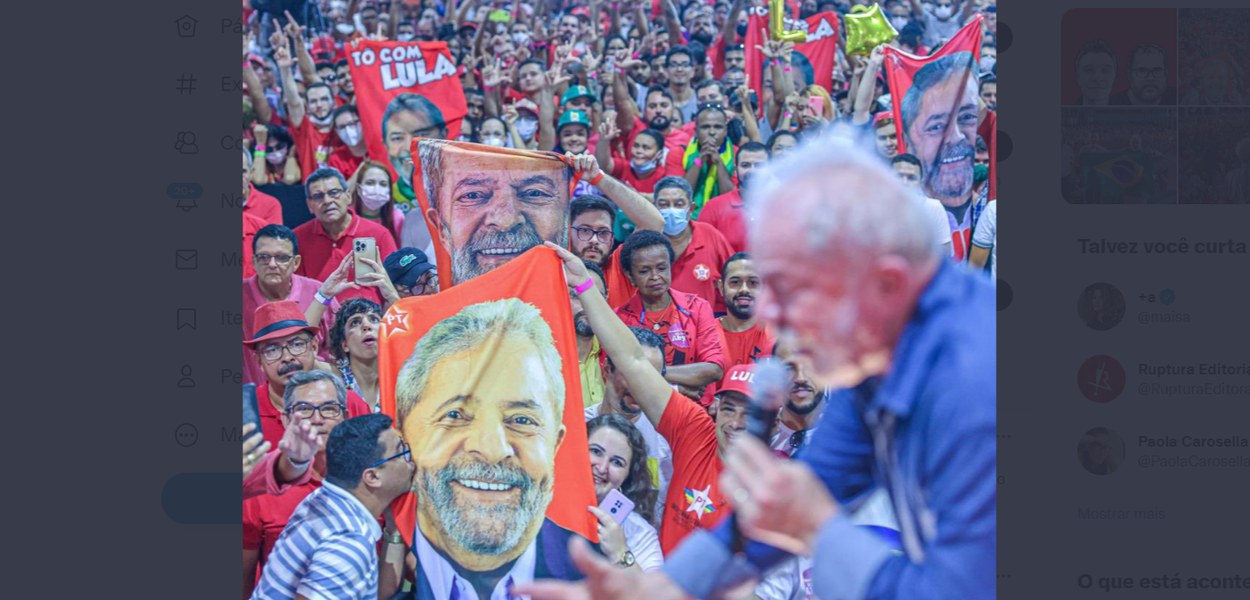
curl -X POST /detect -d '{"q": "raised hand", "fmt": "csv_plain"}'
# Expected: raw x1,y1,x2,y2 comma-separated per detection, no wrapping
600,118,621,141
567,152,603,182
277,413,322,466
242,423,271,479
319,253,360,299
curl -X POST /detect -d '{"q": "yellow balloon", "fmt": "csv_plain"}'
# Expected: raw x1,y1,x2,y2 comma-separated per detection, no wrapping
769,0,807,44
844,3,898,56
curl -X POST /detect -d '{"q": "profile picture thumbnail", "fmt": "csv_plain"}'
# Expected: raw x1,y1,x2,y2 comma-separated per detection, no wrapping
1077,427,1126,475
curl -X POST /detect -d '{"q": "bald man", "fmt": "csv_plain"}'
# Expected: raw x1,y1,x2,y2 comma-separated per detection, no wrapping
518,128,997,600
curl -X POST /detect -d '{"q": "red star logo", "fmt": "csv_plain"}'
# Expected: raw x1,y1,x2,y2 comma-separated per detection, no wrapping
382,306,410,337
693,264,711,281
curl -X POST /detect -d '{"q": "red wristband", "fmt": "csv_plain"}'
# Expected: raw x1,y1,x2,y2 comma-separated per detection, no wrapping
588,172,605,185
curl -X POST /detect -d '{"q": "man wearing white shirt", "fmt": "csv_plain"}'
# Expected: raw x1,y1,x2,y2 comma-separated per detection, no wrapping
892,154,955,258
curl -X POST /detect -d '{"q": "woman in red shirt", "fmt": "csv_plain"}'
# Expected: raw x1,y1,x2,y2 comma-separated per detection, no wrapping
597,123,671,195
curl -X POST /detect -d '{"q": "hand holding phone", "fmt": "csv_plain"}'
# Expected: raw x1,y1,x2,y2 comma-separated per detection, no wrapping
353,237,379,281
597,489,635,525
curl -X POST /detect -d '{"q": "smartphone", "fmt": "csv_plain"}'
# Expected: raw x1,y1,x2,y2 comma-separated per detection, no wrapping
806,96,823,117
242,383,261,433
598,489,635,525
353,237,378,281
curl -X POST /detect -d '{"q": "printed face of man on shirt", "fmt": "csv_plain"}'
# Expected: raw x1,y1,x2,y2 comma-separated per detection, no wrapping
902,57,979,207
398,309,567,570
422,143,571,285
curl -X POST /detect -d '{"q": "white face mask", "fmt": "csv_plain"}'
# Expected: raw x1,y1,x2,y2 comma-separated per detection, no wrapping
483,136,507,147
934,5,955,20
890,16,910,30
512,32,530,46
980,56,996,74
335,22,355,36
660,207,689,235
359,184,391,211
336,124,362,147
516,117,539,142
397,33,415,42
265,147,288,165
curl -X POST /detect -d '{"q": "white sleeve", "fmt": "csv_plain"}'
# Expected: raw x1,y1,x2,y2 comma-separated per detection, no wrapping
924,198,952,250
753,558,800,600
623,513,665,571
972,201,997,249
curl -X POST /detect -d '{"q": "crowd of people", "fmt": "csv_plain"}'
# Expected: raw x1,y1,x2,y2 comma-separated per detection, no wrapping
1178,8,1249,107
1178,108,1250,204
1059,108,1178,204
240,1,1000,598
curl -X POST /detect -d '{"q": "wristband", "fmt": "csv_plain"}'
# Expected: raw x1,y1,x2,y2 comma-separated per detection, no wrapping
588,71,597,79
384,532,405,545
573,279,596,296
783,66,792,72
254,145,267,152
587,172,605,185
694,158,704,167
315,290,333,306
286,455,311,469
784,111,793,119
483,86,496,92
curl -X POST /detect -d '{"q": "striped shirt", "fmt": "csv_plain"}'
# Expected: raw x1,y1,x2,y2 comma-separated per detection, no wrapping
250,482,382,600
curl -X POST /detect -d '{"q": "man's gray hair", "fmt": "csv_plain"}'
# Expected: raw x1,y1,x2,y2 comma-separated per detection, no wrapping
283,369,348,411
418,139,452,213
745,125,939,265
382,93,446,140
900,51,976,147
395,298,566,426
304,166,348,199
653,176,693,202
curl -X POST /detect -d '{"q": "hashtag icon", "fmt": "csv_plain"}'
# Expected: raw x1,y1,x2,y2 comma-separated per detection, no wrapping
176,74,197,95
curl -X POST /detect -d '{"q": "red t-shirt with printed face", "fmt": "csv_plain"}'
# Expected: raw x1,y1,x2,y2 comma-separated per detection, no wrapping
655,389,729,554
292,118,340,181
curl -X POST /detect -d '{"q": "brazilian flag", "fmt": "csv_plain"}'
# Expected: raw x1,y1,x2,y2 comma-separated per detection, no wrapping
1080,152,1157,203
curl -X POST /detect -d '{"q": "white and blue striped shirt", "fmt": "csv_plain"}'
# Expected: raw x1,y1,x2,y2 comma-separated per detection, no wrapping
251,482,382,600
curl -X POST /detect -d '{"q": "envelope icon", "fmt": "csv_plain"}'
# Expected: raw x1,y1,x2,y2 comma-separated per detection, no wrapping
175,249,198,270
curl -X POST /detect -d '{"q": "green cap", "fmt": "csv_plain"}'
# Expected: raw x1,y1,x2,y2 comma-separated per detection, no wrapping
558,110,591,131
561,85,597,107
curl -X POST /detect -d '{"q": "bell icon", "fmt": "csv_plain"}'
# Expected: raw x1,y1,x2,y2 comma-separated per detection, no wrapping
176,198,197,212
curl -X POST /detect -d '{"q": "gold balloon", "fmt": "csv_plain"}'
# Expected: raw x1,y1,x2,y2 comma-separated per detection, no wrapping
844,3,898,56
769,0,807,44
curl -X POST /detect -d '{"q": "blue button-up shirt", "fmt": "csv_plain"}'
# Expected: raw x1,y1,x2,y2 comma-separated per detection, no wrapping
665,260,996,600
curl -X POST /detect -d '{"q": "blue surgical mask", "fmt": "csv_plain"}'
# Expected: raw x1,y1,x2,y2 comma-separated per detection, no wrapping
660,207,689,235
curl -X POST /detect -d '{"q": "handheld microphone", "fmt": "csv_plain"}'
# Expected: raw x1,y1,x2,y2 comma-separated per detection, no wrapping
730,358,791,554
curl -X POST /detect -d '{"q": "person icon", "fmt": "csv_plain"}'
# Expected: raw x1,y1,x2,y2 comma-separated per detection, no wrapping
175,132,199,154
1077,283,1124,330
177,365,196,388
1077,427,1125,475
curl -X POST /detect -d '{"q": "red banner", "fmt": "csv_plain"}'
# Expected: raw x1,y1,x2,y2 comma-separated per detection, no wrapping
884,18,985,205
378,247,597,581
743,10,841,115
407,140,580,289
347,40,467,178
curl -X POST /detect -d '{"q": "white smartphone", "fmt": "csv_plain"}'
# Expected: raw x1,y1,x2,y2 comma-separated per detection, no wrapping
598,489,635,525
353,237,378,280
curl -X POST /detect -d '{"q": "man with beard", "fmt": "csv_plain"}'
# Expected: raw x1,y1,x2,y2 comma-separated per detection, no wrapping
1111,44,1177,106
900,52,982,261
769,356,825,458
572,261,610,408
275,41,342,180
245,302,372,449
383,93,449,215
293,167,398,302
395,298,581,597
415,139,571,286
682,105,737,216
700,142,769,252
714,252,776,370
582,326,674,529
614,77,695,177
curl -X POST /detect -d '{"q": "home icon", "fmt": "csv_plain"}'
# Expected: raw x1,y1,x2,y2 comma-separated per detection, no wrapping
175,15,197,38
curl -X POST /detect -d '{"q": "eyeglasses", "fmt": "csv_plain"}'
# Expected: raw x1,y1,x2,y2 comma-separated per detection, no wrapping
254,254,294,266
1131,67,1166,79
258,336,312,363
286,401,346,419
668,61,693,69
309,188,346,204
370,440,413,468
572,226,613,244
402,271,440,296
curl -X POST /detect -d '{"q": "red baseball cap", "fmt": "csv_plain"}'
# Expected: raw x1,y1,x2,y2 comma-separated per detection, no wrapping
716,364,756,400
245,301,320,346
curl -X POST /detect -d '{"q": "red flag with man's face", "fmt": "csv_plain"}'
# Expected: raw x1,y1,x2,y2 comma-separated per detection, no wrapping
743,10,841,116
347,40,467,183
378,247,597,582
